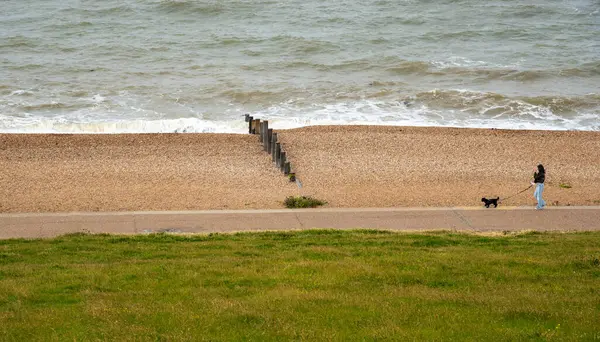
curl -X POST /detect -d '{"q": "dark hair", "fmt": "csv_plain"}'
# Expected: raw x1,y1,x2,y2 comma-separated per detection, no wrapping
537,164,545,174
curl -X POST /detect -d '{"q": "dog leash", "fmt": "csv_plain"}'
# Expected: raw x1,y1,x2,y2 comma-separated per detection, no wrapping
500,185,533,202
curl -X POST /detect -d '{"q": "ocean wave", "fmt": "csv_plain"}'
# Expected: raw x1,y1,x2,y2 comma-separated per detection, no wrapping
241,49,263,57
1,92,598,133
560,61,600,77
250,98,599,132
430,56,501,69
194,35,266,49
5,63,47,71
317,16,354,25
270,35,341,55
404,59,599,80
414,89,507,108
521,94,600,114
219,89,283,104
435,64,600,81
0,116,247,134
43,21,93,31
386,61,432,74
503,4,560,18
413,90,600,115
20,102,71,111
396,16,427,25
0,35,40,49
422,30,484,42
4,83,597,123
240,55,599,80
368,81,407,87
9,90,36,96
155,1,225,15
59,4,138,16
1,99,98,114
241,60,366,73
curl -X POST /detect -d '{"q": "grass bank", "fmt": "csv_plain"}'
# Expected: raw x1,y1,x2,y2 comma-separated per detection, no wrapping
1,230,599,341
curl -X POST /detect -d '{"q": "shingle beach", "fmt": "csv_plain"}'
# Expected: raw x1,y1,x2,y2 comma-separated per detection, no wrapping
1,126,599,213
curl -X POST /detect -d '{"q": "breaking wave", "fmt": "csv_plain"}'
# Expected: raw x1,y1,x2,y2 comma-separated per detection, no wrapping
234,56,600,81
155,1,225,15
2,89,597,133
0,116,247,134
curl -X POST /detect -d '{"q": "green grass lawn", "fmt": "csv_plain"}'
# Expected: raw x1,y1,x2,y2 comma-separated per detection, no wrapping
1,230,599,341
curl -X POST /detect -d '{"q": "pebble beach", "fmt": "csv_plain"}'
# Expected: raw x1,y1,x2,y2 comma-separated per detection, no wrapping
280,126,600,208
1,126,599,213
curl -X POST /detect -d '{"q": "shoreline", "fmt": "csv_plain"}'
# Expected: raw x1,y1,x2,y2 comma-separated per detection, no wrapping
1,123,598,136
1,125,599,213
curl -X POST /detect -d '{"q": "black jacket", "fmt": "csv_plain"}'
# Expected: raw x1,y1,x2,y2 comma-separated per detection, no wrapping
534,171,545,184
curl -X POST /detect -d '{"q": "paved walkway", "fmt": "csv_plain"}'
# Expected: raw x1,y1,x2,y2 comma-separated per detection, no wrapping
1,206,600,239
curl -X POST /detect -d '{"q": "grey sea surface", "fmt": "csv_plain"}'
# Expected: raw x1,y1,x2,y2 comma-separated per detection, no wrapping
1,0,599,132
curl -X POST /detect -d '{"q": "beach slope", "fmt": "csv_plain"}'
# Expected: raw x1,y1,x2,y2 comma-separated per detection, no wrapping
1,127,599,212
278,126,600,207
0,134,295,212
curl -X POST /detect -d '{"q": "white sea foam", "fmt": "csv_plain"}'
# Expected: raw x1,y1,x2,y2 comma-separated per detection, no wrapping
249,99,598,131
0,95,597,133
0,116,248,134
9,90,34,96
430,56,523,70
91,94,106,103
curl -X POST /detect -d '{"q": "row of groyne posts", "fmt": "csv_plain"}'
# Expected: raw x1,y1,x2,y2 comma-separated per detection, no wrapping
244,114,295,182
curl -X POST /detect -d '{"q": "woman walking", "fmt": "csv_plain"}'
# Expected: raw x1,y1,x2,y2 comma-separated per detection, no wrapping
531,164,546,209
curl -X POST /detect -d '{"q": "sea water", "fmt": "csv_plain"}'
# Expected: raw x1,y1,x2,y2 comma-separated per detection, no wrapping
1,0,599,133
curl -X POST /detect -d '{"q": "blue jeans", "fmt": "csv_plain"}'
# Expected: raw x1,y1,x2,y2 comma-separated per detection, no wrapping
534,183,546,209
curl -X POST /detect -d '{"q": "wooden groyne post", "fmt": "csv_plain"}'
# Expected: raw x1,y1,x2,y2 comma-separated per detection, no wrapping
266,128,272,152
246,114,253,134
271,133,278,161
245,116,296,181
279,151,286,171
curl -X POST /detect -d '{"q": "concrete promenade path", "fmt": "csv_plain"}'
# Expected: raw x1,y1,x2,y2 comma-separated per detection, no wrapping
1,206,600,239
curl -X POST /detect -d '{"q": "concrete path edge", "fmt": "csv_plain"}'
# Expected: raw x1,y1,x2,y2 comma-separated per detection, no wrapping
1,206,600,239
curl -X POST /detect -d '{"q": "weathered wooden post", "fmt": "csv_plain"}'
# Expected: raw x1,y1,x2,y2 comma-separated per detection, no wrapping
248,116,254,134
275,143,281,165
252,119,260,134
271,133,278,161
279,151,286,171
262,121,268,148
266,128,272,152
259,121,264,142
284,161,291,175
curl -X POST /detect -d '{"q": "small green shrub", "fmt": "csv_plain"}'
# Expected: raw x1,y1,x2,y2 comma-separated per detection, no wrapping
288,173,296,182
559,183,572,189
284,196,327,209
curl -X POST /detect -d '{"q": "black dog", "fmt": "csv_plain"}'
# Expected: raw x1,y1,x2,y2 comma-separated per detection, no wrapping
481,197,499,208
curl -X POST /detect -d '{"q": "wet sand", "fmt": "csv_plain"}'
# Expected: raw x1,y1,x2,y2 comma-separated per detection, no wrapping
1,127,599,213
